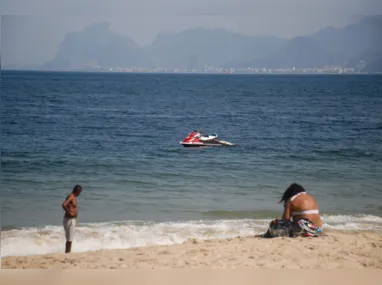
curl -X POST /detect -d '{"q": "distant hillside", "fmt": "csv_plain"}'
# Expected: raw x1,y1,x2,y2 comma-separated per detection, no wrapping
44,16,382,71
46,25,285,69
45,23,149,69
250,37,335,68
246,16,382,69
146,28,285,68
310,17,382,65
364,58,382,73
345,49,382,70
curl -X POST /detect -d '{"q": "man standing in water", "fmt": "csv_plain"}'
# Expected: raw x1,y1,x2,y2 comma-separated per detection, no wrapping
62,185,82,253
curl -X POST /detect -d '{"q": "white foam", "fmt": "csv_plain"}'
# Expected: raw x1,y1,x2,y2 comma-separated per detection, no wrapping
321,214,382,231
1,219,262,257
322,214,382,224
1,215,381,257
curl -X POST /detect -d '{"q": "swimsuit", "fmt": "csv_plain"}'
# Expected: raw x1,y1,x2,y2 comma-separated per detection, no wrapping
290,192,320,216
289,192,322,236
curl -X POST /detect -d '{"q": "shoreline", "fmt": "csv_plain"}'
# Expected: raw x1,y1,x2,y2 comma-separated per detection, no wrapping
2,230,381,269
3,69,382,75
2,214,382,259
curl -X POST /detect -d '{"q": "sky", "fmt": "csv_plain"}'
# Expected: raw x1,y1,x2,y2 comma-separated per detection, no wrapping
1,0,382,66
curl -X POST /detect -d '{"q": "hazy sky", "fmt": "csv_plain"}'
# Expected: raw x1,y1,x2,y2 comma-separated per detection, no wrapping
1,0,382,66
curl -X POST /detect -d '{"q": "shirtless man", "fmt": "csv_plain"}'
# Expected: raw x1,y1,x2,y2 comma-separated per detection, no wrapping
62,185,82,253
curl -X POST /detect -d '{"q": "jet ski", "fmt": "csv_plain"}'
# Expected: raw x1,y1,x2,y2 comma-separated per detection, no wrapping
180,130,237,147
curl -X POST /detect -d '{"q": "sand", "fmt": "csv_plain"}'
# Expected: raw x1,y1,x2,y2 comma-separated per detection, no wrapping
1,269,381,285
2,231,382,269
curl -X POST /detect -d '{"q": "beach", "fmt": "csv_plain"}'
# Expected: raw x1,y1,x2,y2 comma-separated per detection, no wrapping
2,231,381,269
2,72,382,284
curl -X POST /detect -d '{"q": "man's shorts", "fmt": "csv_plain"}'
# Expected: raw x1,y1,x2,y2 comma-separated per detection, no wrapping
63,217,77,242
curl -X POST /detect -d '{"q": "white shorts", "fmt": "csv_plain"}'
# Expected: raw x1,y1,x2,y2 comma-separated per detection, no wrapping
63,217,77,242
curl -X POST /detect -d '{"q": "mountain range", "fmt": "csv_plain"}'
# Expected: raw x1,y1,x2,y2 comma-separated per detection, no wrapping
43,16,382,71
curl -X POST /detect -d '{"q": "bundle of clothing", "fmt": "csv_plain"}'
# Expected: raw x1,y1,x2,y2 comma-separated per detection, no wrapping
262,218,323,238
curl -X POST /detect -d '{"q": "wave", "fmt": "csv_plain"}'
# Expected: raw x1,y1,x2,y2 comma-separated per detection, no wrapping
1,214,381,257
311,148,375,158
1,219,261,258
321,214,382,231
201,210,279,219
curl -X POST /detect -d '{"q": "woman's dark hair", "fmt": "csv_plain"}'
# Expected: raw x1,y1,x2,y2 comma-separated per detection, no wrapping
279,183,306,204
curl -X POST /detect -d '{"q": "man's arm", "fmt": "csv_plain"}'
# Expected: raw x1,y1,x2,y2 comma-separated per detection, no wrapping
62,195,74,213
282,201,291,220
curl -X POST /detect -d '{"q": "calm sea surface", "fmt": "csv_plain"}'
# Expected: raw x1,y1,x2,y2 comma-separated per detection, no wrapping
1,71,382,256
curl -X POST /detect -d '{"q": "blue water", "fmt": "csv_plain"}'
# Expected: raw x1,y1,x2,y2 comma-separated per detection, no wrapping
1,71,382,256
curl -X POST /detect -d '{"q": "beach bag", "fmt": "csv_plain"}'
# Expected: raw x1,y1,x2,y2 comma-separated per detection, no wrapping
262,219,293,238
294,218,323,237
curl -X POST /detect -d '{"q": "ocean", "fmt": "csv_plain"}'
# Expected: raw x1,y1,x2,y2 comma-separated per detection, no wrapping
1,71,382,257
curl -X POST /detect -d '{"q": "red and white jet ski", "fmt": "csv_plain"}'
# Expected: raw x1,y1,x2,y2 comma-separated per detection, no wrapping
180,130,237,147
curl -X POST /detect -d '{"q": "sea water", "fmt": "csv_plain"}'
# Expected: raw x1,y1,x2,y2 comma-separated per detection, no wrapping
1,71,381,257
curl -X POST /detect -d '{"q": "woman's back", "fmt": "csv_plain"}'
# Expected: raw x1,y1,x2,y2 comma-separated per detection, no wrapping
290,193,322,227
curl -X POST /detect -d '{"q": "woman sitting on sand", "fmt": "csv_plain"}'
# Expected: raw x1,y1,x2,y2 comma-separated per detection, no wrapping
264,183,323,238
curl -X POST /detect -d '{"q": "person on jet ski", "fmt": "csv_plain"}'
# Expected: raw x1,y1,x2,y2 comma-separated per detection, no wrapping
194,130,217,142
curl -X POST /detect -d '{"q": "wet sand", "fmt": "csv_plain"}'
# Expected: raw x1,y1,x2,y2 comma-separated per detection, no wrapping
2,231,382,269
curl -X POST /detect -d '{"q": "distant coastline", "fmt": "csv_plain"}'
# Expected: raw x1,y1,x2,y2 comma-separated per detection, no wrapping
4,17,381,74
2,68,381,75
